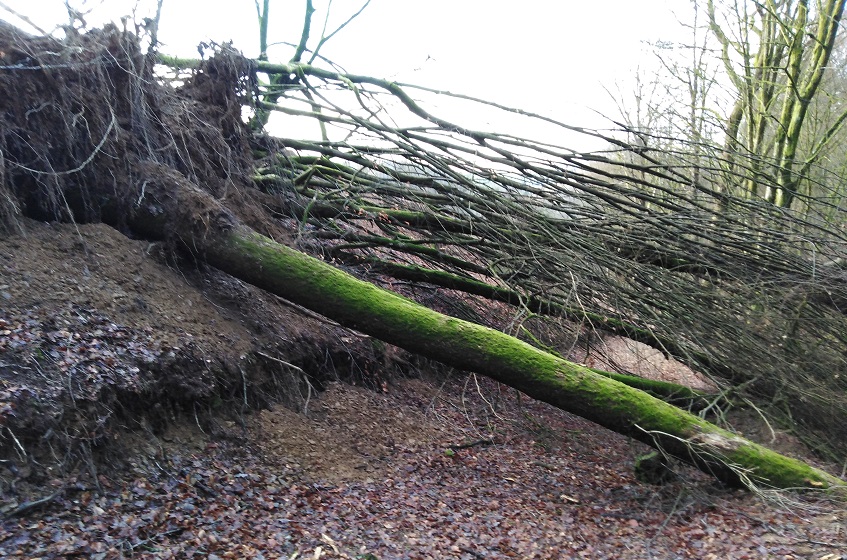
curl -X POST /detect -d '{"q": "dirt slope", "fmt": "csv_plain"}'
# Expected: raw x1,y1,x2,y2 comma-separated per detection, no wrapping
0,220,845,558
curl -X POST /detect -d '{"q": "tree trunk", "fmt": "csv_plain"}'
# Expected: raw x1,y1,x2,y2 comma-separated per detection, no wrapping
130,164,844,492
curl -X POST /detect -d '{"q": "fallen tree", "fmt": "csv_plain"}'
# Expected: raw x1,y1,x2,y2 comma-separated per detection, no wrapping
127,161,843,491
0,22,844,493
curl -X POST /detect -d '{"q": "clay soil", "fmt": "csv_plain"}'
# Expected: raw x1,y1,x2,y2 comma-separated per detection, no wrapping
0,221,845,558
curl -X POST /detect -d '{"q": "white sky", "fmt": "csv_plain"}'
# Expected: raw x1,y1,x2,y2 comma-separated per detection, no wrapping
1,0,689,143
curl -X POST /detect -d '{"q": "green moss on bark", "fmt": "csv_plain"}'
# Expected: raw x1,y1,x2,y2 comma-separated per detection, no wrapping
171,218,844,492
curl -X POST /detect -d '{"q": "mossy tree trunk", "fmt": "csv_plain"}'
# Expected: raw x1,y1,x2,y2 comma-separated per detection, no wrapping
130,165,844,492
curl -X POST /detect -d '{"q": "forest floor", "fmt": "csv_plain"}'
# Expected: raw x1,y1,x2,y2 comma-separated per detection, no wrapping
0,221,845,559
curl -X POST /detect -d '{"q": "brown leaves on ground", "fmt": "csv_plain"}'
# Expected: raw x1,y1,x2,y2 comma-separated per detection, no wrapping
2,376,845,559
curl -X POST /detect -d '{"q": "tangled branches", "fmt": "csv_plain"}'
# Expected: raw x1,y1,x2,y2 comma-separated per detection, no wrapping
249,61,847,458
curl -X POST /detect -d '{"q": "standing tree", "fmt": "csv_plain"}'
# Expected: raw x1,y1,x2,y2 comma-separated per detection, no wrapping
707,0,847,207
608,0,727,207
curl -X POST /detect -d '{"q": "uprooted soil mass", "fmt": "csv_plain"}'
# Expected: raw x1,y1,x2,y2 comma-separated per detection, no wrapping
0,22,844,559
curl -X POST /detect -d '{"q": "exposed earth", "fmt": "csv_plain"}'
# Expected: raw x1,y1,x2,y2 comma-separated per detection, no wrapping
1,221,845,558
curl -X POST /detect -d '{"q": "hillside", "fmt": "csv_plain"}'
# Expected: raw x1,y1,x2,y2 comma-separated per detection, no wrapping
1,220,844,559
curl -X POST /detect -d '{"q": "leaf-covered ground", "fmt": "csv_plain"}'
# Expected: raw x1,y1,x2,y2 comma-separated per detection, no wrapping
2,378,846,559
1,222,845,558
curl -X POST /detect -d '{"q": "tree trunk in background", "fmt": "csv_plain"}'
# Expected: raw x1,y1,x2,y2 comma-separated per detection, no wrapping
129,166,844,492
707,0,847,207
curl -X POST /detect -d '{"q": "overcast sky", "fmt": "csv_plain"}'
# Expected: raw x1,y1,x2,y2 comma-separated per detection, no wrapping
1,0,689,140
